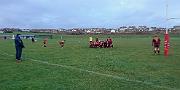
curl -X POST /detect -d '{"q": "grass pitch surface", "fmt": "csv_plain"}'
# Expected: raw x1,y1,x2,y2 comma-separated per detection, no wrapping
0,34,180,90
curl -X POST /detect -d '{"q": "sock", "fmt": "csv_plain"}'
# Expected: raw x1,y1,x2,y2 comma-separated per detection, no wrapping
154,50,156,54
158,50,160,54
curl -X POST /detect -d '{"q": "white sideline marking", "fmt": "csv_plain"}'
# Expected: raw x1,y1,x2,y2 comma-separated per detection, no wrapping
0,52,179,90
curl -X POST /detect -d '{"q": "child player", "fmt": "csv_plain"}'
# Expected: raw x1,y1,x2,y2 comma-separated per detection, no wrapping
152,35,161,55
59,40,65,48
43,38,48,47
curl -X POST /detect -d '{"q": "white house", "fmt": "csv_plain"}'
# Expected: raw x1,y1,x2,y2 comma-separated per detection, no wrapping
111,30,116,33
21,29,30,32
174,26,180,30
0,31,4,33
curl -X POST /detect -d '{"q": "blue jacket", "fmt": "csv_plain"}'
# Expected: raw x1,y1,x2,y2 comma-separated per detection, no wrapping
15,35,24,48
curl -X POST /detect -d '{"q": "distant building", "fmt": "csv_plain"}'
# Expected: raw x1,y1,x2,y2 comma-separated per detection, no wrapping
0,31,4,33
173,26,180,33
30,29,57,33
118,26,128,32
110,29,116,33
138,26,149,32
125,26,137,32
21,29,30,32
57,28,66,31
149,27,157,31
20,35,35,39
174,26,180,30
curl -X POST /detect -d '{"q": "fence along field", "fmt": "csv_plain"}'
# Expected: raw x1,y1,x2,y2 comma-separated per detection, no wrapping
0,34,180,90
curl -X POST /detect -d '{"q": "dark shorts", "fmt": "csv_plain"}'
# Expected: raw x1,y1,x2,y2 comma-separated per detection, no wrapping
60,42,64,44
154,45,160,48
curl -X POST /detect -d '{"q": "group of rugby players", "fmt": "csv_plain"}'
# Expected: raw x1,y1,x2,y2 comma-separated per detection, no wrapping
41,35,161,55
42,37,113,48
89,37,113,48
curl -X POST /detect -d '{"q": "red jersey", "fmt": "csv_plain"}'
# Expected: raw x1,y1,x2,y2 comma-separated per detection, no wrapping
152,38,160,46
107,38,112,44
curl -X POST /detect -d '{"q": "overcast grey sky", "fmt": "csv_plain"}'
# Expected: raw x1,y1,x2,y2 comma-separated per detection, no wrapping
0,0,179,28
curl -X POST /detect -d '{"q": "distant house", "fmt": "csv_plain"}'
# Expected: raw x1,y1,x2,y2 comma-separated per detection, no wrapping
174,26,180,30
138,26,149,32
57,28,66,32
118,26,128,32
21,29,30,32
110,29,116,33
86,30,91,33
0,31,4,33
125,26,137,32
2,28,21,32
149,27,157,31
20,35,35,39
173,26,180,33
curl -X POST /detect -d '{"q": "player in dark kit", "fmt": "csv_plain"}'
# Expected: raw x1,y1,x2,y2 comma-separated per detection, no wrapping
107,37,113,48
32,37,35,43
152,35,161,55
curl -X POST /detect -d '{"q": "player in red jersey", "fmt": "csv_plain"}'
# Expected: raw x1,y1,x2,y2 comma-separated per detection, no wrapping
107,37,113,48
152,35,161,55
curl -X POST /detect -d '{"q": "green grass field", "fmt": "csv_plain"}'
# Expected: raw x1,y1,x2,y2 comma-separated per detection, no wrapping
0,34,180,90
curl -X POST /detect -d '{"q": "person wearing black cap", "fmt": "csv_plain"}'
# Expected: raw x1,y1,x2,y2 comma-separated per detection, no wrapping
15,34,25,63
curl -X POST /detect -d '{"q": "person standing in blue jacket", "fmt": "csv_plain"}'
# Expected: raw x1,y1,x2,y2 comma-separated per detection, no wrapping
15,34,25,63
